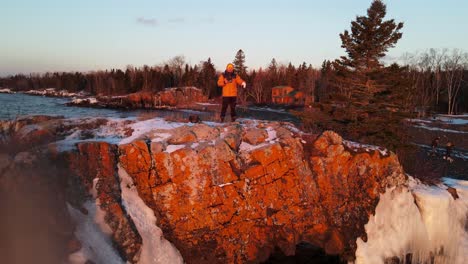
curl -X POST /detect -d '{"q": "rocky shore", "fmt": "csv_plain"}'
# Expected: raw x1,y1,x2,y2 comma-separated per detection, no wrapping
1,115,409,263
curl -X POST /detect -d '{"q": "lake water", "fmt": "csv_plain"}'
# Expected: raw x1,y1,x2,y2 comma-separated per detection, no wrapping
0,93,299,123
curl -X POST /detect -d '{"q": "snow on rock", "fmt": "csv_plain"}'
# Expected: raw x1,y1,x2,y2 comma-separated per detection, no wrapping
343,140,389,156
23,88,83,97
71,97,98,105
68,178,123,264
119,118,184,145
151,132,172,142
239,141,269,152
118,164,184,264
0,88,14,93
265,126,277,142
166,144,186,153
355,177,468,264
68,202,124,264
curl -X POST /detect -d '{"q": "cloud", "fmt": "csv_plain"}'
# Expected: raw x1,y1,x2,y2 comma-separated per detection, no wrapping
168,18,185,24
136,17,158,27
198,17,215,24
135,16,214,27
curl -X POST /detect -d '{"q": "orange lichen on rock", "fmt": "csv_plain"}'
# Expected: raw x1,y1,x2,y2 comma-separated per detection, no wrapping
116,123,406,263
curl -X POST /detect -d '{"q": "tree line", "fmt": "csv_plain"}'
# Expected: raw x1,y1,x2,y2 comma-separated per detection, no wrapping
0,52,320,104
0,1,467,121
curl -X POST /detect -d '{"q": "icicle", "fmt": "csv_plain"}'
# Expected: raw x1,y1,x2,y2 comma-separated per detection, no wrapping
355,177,468,264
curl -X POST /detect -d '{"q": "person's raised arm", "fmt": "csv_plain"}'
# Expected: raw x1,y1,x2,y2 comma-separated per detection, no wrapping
217,74,226,87
236,75,246,88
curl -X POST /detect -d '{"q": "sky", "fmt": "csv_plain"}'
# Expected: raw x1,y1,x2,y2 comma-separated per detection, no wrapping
1,0,467,76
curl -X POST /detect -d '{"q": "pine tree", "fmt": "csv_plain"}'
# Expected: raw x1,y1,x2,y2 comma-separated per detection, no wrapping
333,0,403,102
268,58,278,72
233,49,247,77
199,58,217,98
309,0,410,150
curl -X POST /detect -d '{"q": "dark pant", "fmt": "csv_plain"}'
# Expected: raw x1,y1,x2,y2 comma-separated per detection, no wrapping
220,96,237,121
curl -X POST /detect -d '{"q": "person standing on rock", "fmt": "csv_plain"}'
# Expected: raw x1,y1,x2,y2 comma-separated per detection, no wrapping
217,63,246,122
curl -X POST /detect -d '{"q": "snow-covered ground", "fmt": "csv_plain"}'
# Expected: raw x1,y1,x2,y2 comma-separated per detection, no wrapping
408,114,468,126
434,116,468,125
244,106,288,114
195,102,219,106
413,143,468,160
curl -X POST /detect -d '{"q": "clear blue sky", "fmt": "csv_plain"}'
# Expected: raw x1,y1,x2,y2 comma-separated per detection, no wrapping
1,0,467,76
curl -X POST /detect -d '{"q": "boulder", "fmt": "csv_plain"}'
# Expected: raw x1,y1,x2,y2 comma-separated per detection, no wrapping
243,128,268,145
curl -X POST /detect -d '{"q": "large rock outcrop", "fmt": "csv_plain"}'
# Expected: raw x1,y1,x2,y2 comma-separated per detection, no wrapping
116,122,406,263
0,116,407,263
69,87,208,109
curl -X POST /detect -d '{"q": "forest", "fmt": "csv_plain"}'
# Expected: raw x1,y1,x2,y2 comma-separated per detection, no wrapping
1,0,467,149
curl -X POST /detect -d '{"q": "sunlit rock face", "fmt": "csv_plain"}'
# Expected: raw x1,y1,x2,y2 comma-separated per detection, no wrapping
1,116,407,263
117,123,406,263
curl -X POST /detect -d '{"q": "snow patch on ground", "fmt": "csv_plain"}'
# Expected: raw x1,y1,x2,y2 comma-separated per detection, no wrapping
180,109,205,114
413,124,468,134
118,164,183,264
435,116,468,125
195,102,219,106
412,143,468,160
407,118,433,124
246,106,288,114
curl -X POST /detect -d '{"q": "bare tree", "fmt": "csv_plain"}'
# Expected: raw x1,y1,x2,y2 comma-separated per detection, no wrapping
249,68,266,104
167,56,185,86
427,48,446,105
443,49,467,115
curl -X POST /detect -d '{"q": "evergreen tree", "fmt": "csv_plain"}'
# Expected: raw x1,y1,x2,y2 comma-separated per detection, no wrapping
199,58,217,98
268,58,278,72
307,0,409,150
233,49,247,77
333,0,403,102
